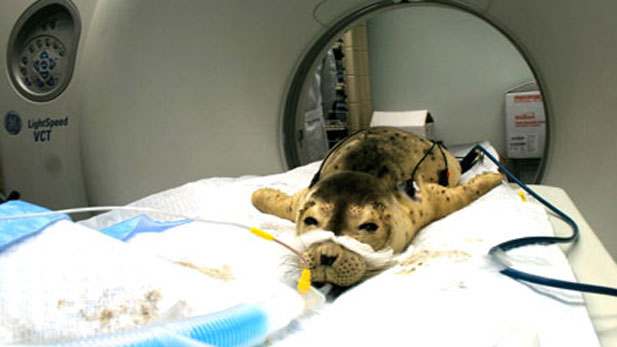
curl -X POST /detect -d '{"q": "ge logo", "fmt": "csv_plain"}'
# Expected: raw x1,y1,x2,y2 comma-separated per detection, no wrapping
4,111,22,135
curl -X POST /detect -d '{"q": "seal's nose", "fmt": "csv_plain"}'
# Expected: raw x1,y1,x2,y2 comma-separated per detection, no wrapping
320,254,338,267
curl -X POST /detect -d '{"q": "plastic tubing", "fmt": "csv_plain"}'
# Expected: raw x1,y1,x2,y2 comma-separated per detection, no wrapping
0,205,311,292
0,206,313,345
62,304,271,346
477,144,617,297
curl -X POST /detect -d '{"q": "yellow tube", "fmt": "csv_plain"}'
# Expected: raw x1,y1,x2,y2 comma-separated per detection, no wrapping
249,227,274,241
249,226,311,293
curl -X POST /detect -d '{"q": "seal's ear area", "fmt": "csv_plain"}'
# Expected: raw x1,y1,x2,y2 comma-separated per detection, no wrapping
251,187,308,222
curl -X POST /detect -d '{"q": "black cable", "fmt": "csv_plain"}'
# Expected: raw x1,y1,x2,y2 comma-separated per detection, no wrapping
435,142,450,186
409,142,437,182
459,148,480,174
477,144,617,297
310,129,364,188
406,141,438,197
406,140,451,196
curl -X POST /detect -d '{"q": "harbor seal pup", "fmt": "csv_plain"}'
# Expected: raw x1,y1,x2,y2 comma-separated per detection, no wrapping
252,127,502,287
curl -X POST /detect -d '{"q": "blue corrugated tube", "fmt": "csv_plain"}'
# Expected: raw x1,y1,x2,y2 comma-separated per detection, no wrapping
63,304,270,347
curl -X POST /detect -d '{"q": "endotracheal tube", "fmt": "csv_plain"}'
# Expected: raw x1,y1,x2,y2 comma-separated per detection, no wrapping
0,205,312,293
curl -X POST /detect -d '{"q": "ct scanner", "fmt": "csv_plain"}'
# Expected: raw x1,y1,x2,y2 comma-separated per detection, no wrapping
1,0,617,345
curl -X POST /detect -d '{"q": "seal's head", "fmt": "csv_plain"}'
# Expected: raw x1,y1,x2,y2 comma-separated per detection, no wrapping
296,172,411,286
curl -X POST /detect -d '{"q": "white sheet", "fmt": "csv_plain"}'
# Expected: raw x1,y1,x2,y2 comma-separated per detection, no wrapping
0,147,600,346
80,150,598,346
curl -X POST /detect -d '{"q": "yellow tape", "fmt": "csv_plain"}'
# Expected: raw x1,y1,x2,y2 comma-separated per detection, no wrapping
518,191,528,202
249,227,274,241
297,268,312,293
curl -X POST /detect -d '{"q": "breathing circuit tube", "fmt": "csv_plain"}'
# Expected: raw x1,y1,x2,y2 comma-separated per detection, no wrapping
476,144,617,297
62,303,271,346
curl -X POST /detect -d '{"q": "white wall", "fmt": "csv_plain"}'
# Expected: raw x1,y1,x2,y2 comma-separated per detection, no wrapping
366,5,535,154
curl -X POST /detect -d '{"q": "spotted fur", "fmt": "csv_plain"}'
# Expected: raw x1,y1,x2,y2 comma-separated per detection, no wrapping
252,127,502,287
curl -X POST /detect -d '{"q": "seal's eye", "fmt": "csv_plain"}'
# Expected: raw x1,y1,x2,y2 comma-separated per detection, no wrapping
304,217,319,226
359,222,379,233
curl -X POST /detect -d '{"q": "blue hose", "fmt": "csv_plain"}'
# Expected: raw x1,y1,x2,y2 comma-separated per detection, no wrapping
168,304,268,346
63,304,269,347
476,144,617,297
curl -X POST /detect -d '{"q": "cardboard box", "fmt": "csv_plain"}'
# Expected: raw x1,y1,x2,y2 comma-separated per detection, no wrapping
370,110,435,139
505,90,546,158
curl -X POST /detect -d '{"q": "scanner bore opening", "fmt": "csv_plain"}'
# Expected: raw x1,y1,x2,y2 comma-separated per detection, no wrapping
282,0,550,184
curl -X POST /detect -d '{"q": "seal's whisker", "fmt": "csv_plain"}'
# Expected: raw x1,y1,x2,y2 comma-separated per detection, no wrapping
280,254,302,268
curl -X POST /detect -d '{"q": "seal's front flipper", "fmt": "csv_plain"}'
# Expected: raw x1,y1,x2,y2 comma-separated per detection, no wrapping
422,172,503,220
251,188,307,222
